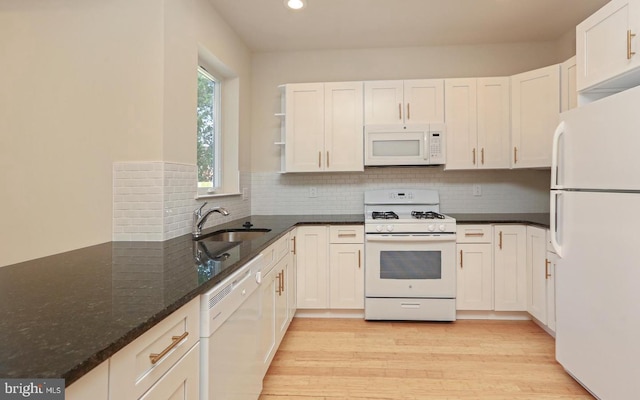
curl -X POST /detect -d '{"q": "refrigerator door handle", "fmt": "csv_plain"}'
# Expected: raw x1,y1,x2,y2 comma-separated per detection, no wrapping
550,190,563,257
551,121,565,189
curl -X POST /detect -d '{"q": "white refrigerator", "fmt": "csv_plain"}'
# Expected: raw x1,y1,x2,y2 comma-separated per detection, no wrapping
550,85,640,399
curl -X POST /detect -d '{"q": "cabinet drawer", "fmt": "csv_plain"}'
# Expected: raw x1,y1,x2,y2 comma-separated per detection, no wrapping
456,225,493,243
109,297,200,400
329,225,364,243
274,232,291,262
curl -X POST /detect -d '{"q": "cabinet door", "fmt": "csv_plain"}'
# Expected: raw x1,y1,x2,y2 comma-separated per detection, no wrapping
404,79,444,123
324,82,364,172
456,244,493,310
561,56,578,112
258,265,277,374
275,254,292,340
295,226,329,309
577,0,640,91
444,78,478,170
329,243,364,309
511,64,560,168
477,77,511,169
364,80,404,125
138,343,199,400
493,225,527,311
285,83,325,172
527,226,547,324
287,231,297,322
66,361,109,400
546,250,558,333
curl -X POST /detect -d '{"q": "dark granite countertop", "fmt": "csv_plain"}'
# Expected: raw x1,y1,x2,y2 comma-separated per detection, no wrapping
0,214,363,386
448,213,550,228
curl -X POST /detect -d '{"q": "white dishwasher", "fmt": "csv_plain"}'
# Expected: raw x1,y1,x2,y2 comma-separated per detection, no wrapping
200,254,264,400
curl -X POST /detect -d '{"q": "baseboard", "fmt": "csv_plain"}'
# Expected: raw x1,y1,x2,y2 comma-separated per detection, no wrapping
294,309,364,319
455,310,531,320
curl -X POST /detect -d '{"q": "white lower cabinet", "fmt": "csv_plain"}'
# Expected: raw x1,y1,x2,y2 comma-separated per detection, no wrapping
456,223,553,330
296,225,364,310
456,243,493,310
109,298,200,400
546,249,558,333
526,226,548,324
456,225,494,311
66,361,109,400
493,225,527,311
259,258,278,374
296,226,329,308
139,343,199,400
259,231,296,375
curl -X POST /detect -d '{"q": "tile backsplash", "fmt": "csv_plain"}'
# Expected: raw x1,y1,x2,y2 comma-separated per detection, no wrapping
113,163,549,241
251,167,550,215
113,162,250,241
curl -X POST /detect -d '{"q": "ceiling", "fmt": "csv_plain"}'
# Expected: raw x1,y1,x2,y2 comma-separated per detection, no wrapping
208,0,609,52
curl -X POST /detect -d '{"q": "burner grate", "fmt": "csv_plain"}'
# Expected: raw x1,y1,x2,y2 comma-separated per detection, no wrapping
372,211,399,220
411,211,445,220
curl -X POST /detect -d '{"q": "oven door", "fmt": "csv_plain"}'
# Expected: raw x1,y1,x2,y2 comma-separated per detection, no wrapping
365,234,456,298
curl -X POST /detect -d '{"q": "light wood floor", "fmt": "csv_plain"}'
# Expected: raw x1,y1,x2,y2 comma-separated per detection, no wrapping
260,318,593,400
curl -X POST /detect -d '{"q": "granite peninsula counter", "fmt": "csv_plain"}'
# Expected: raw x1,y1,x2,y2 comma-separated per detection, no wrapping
0,212,548,386
0,215,363,386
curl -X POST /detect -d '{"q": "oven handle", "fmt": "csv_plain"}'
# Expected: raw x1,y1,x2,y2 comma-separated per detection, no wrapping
365,234,455,242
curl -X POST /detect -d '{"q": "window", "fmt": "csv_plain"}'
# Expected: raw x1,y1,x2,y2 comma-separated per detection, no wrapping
197,67,221,193
195,46,240,198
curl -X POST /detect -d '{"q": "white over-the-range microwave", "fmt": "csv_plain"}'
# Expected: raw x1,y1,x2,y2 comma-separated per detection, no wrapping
364,123,446,166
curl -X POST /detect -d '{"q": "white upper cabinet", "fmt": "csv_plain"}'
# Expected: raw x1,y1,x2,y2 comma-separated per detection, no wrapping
285,83,325,172
577,0,640,93
445,78,478,169
477,77,511,169
364,79,444,125
561,56,578,112
445,77,510,170
324,82,364,171
511,64,560,168
284,82,363,173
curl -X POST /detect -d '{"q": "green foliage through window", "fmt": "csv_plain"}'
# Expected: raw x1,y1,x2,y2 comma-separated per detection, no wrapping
197,68,218,189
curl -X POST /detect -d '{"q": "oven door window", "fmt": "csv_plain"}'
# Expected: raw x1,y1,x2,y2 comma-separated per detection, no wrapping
379,250,442,279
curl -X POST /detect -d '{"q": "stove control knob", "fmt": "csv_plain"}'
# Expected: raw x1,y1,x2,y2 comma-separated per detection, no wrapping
376,225,383,232
386,225,394,232
428,224,436,232
439,224,446,232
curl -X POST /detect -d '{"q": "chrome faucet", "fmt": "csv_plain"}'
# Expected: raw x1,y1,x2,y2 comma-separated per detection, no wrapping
192,202,230,238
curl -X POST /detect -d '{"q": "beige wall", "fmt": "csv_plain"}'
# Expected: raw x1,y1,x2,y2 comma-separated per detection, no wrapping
250,41,570,172
0,0,251,267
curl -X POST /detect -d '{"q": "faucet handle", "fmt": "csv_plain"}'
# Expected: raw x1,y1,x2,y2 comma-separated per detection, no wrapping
195,202,208,216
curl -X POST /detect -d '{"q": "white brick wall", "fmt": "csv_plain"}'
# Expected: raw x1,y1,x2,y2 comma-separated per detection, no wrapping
251,168,550,215
113,162,251,241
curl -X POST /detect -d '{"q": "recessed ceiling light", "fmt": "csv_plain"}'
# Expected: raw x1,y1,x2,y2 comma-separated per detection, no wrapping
285,0,305,10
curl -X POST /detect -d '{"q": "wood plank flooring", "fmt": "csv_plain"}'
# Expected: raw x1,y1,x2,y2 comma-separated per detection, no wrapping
260,318,593,400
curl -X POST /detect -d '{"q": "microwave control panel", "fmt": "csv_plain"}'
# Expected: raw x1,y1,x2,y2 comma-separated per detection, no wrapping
428,124,446,164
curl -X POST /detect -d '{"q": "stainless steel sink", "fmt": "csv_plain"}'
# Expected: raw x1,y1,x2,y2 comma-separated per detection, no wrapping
200,228,271,242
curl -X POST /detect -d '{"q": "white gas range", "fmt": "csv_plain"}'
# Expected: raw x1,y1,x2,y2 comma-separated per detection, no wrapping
364,189,457,321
